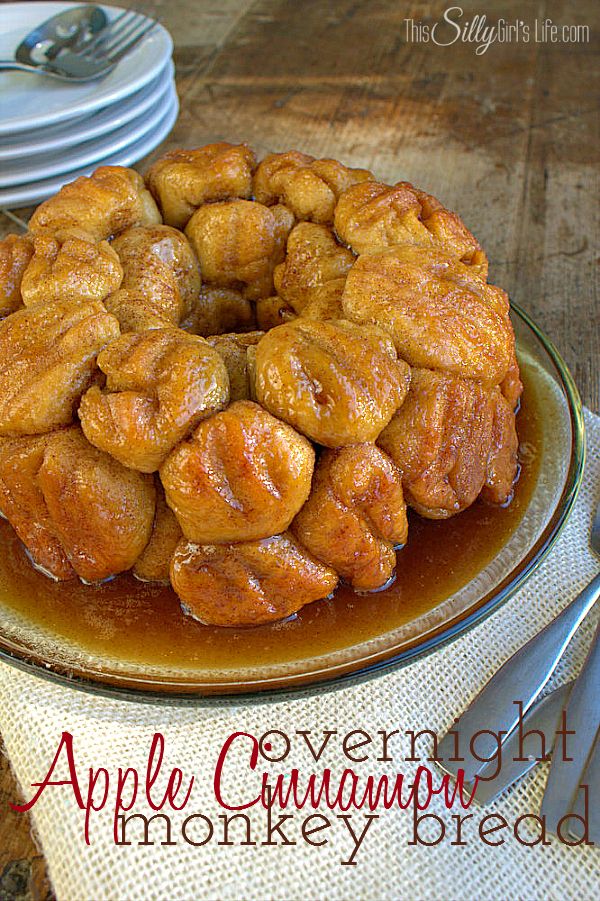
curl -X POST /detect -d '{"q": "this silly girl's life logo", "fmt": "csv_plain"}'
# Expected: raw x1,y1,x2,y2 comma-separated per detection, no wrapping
404,6,590,55
9,723,593,863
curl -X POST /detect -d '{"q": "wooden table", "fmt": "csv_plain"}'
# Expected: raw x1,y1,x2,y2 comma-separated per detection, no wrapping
0,1,597,896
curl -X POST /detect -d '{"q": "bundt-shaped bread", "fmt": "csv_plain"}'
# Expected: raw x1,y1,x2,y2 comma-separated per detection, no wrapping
0,147,522,627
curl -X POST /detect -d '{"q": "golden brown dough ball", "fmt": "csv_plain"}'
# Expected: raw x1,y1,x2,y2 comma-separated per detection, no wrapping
255,295,296,330
394,181,488,275
170,532,338,626
133,480,182,583
79,329,229,473
185,200,293,300
206,331,264,401
254,151,373,224
180,286,256,336
146,142,256,229
29,166,160,241
378,369,518,518
0,298,120,437
342,245,512,385
112,225,200,314
292,444,407,591
296,282,347,321
0,233,33,317
273,222,355,315
21,228,123,307
104,225,201,333
36,427,155,582
0,433,75,580
480,392,519,506
254,319,411,446
160,400,315,543
334,181,487,273
334,181,419,253
500,350,523,410
0,428,155,582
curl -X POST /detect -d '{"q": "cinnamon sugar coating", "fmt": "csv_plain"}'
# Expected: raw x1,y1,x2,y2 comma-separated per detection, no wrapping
185,200,293,300
181,286,255,336
105,225,201,332
254,319,411,446
292,444,408,591
0,234,34,317
29,166,160,241
79,328,229,472
334,180,487,274
146,142,255,229
0,298,120,437
342,245,512,384
0,433,75,580
206,331,263,401
37,428,155,582
160,400,315,544
273,221,355,317
21,228,122,307
0,428,155,582
378,369,518,518
171,533,337,627
254,151,373,224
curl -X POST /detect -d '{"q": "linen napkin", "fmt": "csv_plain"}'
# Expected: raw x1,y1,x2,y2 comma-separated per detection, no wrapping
0,410,598,901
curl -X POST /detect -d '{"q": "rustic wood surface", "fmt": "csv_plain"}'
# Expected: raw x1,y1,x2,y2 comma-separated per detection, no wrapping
0,0,597,896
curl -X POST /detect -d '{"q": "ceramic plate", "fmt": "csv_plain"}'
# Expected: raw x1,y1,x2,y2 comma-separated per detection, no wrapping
0,83,177,186
0,2,173,135
0,92,178,207
0,305,585,701
0,61,174,161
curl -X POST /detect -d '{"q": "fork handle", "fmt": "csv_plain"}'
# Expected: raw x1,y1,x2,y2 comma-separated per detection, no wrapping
437,571,600,782
540,614,600,833
0,61,43,73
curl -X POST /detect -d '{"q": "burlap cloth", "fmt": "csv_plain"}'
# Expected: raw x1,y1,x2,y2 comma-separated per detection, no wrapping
0,410,598,901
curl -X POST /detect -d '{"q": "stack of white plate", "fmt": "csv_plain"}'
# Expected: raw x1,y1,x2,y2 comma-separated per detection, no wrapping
0,2,178,208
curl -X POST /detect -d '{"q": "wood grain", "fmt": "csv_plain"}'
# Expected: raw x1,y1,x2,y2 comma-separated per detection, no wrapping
0,750,52,901
0,1,597,895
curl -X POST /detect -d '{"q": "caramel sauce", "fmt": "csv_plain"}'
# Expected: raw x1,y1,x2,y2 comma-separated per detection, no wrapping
0,365,542,673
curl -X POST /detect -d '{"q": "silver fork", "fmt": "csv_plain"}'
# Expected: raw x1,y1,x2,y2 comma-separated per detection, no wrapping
0,11,158,83
73,11,158,67
435,502,600,784
540,611,600,838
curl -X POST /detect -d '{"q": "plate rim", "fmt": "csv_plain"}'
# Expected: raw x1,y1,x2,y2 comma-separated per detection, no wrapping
0,94,179,207
0,60,175,161
0,1,173,136
0,83,178,186
0,302,586,704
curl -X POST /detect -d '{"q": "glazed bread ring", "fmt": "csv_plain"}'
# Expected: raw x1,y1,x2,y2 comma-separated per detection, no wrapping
0,148,522,627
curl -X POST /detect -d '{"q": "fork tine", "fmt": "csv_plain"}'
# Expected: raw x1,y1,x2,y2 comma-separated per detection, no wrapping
82,10,141,56
91,15,153,60
88,10,131,42
104,20,158,64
